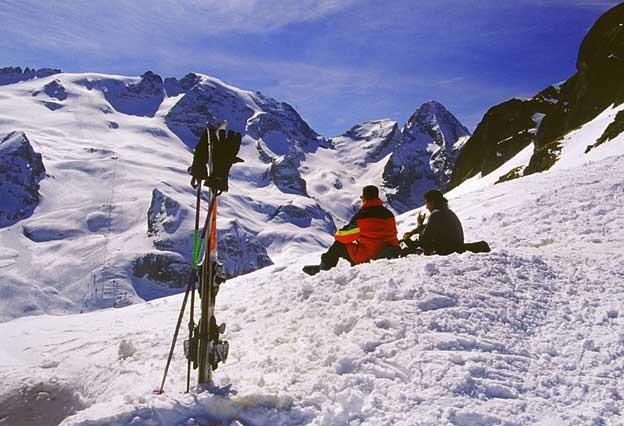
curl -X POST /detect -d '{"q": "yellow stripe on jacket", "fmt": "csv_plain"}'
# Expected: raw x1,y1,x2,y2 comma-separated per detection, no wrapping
335,224,360,244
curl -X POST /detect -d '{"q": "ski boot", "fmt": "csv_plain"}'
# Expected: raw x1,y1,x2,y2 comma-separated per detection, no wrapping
302,260,329,276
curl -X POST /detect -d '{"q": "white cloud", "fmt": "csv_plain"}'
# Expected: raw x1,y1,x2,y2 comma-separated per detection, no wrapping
0,0,356,43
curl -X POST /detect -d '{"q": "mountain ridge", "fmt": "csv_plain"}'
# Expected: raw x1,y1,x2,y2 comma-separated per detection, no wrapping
0,69,470,321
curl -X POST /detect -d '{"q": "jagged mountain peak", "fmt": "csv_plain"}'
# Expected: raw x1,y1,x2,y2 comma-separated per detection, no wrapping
405,100,470,142
380,101,471,213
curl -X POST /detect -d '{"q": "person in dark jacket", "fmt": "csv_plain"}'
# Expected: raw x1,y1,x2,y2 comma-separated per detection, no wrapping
303,185,399,275
403,189,464,255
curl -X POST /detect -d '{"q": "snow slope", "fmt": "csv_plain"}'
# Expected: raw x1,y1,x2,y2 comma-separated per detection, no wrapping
1,144,623,425
302,119,400,224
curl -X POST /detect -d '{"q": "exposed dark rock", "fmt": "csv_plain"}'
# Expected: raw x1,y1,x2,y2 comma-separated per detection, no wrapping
43,80,67,101
586,110,624,153
268,157,308,196
41,101,64,111
256,142,274,163
93,71,165,117
132,251,191,288
384,101,470,212
164,77,181,97
495,166,524,184
0,131,46,227
451,4,624,185
217,221,273,277
269,202,336,233
529,4,624,173
450,90,559,187
524,139,562,175
179,73,203,91
0,66,61,86
147,188,184,236
163,73,203,97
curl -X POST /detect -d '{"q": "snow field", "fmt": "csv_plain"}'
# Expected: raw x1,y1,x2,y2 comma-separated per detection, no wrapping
2,152,624,424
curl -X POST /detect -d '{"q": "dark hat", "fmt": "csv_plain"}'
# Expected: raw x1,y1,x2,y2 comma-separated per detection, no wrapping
362,185,379,200
424,189,448,205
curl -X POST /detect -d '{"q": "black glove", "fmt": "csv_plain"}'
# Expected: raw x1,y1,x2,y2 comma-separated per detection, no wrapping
188,130,209,189
204,128,244,192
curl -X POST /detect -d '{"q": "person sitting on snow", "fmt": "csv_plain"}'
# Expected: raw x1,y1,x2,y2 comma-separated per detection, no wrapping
303,185,400,276
402,189,464,255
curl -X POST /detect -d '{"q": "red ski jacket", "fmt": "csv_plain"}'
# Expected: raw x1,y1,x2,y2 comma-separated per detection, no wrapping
334,198,399,264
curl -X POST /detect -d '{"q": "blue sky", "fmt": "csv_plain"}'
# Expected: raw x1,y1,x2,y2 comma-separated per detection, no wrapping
0,0,619,136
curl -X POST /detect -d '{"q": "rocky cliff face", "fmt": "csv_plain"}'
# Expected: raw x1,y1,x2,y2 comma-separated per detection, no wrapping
217,221,273,278
527,2,624,174
80,71,165,117
451,3,624,187
0,132,46,227
145,187,273,282
451,86,561,185
165,74,326,196
383,101,470,213
0,67,60,86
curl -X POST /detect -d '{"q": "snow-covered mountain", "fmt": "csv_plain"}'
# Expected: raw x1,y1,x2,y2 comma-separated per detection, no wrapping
0,68,468,321
0,71,341,320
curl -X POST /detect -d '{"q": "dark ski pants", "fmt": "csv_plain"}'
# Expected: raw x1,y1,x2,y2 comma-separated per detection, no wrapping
403,238,468,256
402,238,426,255
321,241,354,269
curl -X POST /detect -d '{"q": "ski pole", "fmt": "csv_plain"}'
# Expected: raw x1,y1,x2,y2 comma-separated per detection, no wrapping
186,182,202,392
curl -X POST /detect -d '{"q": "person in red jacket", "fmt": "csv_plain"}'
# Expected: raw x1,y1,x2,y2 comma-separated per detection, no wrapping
303,185,400,276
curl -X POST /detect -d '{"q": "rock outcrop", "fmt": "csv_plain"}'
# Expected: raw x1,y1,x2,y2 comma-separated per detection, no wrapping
147,188,185,237
0,132,46,227
527,2,624,174
451,3,624,186
217,221,273,278
132,251,191,288
84,71,165,117
383,101,470,212
0,67,60,86
451,87,561,185
269,201,336,234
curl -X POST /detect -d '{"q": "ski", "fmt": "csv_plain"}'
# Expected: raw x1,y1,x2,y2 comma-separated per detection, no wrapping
157,121,243,393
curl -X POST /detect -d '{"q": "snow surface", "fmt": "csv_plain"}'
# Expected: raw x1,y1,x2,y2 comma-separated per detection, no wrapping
1,145,623,424
1,69,624,424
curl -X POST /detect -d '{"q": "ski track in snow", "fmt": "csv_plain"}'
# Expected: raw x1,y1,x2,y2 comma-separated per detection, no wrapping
1,153,624,425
